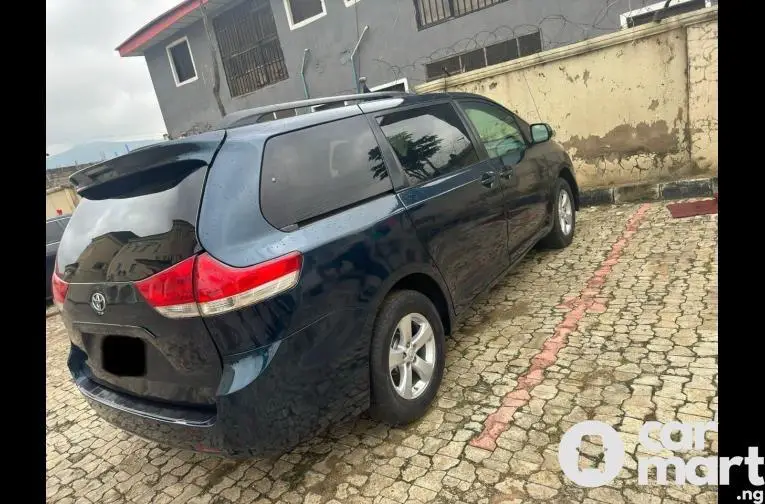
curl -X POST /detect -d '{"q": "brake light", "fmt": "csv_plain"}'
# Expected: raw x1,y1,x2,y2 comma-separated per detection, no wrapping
51,270,69,311
135,256,199,318
195,252,302,317
135,252,302,318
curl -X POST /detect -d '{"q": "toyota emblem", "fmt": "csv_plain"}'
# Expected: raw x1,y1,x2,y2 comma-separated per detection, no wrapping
91,292,106,315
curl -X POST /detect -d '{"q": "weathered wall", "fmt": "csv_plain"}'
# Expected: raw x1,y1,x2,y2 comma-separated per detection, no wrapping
416,7,718,190
144,0,619,138
46,187,80,219
687,19,718,175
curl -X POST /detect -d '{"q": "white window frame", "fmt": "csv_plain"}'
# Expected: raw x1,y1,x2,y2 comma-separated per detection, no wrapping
370,78,410,93
620,0,712,28
344,0,362,6
166,36,198,87
283,0,327,30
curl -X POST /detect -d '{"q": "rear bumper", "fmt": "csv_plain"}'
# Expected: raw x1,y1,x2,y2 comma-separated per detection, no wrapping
69,308,371,457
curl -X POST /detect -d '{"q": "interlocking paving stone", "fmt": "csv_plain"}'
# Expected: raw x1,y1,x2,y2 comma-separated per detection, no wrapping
46,201,718,503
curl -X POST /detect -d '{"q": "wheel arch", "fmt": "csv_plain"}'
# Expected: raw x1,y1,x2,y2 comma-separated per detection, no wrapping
558,166,580,210
369,264,455,339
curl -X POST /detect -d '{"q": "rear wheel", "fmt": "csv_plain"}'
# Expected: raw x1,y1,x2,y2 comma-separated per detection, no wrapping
369,290,445,425
540,178,576,249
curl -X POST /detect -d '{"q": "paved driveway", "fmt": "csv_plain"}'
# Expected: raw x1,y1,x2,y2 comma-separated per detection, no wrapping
46,201,718,504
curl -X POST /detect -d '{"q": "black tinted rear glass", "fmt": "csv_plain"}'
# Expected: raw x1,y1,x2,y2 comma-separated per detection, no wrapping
260,115,393,229
56,167,207,282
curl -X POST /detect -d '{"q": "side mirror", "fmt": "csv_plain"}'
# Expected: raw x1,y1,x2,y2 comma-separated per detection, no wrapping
530,123,554,144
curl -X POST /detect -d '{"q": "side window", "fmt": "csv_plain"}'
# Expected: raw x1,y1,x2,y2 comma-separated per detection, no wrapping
460,101,527,161
377,103,479,185
46,220,66,245
260,115,393,229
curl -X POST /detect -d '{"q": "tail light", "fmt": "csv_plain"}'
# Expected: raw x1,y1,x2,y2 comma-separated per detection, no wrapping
135,256,198,318
195,252,302,317
51,268,69,311
136,252,302,318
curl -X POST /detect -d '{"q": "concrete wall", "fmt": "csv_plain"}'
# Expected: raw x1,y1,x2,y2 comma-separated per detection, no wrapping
46,187,80,219
144,0,618,138
416,7,718,190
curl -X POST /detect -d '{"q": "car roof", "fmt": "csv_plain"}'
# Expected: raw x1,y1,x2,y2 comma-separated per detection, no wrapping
216,91,484,137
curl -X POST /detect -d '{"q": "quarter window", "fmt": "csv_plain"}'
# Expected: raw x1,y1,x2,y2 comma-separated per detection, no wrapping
459,101,526,161
378,103,479,185
260,116,393,229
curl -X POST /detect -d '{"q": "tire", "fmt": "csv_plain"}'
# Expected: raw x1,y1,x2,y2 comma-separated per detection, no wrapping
539,177,576,249
369,290,445,425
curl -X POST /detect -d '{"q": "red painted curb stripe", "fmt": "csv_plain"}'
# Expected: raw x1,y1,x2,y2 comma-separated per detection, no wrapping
469,203,652,451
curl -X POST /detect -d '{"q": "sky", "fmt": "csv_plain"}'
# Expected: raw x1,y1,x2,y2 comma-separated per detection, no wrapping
46,0,182,155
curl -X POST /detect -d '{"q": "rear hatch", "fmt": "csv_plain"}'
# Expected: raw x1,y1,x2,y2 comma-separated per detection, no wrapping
56,132,225,406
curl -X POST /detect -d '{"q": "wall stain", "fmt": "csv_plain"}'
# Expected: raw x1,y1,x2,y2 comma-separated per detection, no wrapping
563,120,681,162
489,81,498,89
582,69,591,87
558,66,580,84
648,99,660,111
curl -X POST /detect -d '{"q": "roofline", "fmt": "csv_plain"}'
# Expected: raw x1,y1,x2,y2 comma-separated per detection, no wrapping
116,0,203,57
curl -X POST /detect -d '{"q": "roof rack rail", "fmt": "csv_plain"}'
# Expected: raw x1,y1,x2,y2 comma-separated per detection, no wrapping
216,91,411,130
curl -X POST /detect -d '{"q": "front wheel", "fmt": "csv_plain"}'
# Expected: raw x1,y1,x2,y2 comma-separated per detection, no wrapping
540,178,576,249
369,290,445,425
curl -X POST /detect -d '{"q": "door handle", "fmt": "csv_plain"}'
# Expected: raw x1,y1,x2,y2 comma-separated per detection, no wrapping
480,171,497,188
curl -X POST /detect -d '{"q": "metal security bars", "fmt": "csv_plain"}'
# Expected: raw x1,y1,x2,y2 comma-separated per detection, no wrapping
414,0,511,29
425,31,541,81
213,0,289,98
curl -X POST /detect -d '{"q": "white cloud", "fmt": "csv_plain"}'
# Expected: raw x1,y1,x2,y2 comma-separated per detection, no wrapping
46,0,181,152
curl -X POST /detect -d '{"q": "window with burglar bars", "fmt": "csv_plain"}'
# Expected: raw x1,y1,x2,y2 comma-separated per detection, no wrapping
414,0,511,29
425,31,542,81
213,0,289,98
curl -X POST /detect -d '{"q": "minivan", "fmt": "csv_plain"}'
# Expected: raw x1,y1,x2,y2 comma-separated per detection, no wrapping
53,92,579,456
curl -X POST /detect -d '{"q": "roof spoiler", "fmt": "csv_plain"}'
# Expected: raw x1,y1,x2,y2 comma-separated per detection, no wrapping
70,131,225,199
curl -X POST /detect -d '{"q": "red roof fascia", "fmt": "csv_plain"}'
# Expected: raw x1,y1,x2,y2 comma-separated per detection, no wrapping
116,0,203,57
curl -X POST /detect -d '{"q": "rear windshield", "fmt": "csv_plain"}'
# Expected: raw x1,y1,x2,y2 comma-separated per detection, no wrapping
260,115,394,229
56,167,208,283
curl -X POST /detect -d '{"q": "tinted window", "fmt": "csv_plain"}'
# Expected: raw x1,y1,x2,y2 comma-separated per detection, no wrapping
260,115,393,229
57,168,207,282
378,103,479,185
46,220,67,245
460,101,527,161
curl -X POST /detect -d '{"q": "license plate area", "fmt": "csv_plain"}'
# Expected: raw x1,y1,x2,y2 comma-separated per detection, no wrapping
102,335,146,377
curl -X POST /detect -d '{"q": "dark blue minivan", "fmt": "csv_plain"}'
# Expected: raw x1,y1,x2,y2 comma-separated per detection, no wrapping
53,92,578,456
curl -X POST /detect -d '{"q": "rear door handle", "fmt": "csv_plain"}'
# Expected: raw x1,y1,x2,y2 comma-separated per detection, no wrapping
480,171,497,188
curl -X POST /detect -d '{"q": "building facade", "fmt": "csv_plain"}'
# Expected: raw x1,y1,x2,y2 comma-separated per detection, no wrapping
118,0,713,138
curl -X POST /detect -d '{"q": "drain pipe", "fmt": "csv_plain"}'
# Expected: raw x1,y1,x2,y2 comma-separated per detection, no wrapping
300,48,311,98
350,25,369,93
